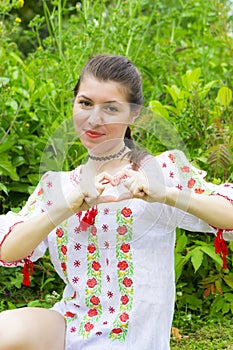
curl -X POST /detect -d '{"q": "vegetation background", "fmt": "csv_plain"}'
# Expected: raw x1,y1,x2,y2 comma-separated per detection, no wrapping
0,0,233,347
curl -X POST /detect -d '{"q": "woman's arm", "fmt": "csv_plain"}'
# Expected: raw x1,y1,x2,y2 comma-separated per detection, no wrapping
0,202,74,262
0,184,86,262
165,187,233,230
115,167,233,230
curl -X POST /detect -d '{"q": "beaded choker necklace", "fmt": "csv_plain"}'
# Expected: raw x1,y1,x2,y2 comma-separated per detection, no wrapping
88,145,127,161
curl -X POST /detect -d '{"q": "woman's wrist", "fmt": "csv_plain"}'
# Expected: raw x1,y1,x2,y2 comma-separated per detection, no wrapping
46,201,78,227
164,187,192,211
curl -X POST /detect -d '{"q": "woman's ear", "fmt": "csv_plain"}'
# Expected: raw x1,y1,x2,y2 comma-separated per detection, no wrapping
130,104,142,122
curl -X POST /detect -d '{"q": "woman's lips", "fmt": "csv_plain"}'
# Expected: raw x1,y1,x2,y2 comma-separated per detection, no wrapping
85,130,105,138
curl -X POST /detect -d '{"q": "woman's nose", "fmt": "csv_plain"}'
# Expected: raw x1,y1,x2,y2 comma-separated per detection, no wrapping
88,105,103,126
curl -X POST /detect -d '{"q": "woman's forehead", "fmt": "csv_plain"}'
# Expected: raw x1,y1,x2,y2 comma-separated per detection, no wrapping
77,76,129,103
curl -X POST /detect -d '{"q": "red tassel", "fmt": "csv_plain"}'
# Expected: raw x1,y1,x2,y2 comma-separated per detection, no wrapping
214,229,228,270
78,206,98,232
22,259,34,286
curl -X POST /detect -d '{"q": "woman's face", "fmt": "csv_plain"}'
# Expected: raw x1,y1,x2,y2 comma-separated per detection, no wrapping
73,76,132,154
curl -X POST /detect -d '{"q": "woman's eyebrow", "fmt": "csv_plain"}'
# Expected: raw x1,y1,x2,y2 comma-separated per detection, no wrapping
77,94,121,104
77,94,92,101
103,100,121,104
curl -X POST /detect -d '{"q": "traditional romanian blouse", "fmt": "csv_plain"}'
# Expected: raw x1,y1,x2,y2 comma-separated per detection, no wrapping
1,150,233,350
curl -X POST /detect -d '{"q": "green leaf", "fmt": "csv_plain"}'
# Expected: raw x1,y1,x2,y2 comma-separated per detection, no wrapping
222,302,230,314
0,140,16,153
0,156,19,181
40,278,55,290
191,249,203,272
216,86,232,107
5,99,18,111
0,77,9,87
149,100,170,119
175,232,188,253
0,182,8,194
223,275,233,289
181,67,201,90
200,245,222,266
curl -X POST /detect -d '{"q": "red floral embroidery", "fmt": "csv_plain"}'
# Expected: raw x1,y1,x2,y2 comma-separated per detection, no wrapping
61,245,67,255
180,166,190,173
90,295,100,305
116,225,128,235
72,276,79,284
104,241,110,249
74,260,81,268
92,261,101,271
102,224,109,232
74,243,82,251
120,243,130,253
195,188,205,194
104,208,110,215
87,278,97,288
84,322,94,332
88,243,96,254
107,291,113,298
65,311,76,318
37,188,44,196
56,227,64,238
119,312,129,323
106,275,111,282
110,207,134,341
79,222,102,339
168,153,176,163
61,262,66,271
88,308,98,317
112,328,122,334
121,207,132,217
121,295,129,305
91,226,97,236
123,277,133,287
109,306,115,314
117,261,129,271
187,178,196,188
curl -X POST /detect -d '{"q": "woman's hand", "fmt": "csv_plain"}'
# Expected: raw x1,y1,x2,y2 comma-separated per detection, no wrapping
95,157,168,204
117,167,167,203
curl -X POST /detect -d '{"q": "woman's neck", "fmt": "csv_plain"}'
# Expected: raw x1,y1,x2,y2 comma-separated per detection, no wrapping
86,144,131,174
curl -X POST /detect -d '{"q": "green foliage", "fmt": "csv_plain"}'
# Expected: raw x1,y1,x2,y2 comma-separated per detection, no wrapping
0,0,233,335
171,317,233,349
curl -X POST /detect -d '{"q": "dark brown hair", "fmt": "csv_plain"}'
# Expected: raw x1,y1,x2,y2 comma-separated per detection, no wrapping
74,54,148,167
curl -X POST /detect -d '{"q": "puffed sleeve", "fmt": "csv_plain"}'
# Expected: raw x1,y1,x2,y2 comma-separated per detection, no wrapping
157,150,233,268
0,173,49,284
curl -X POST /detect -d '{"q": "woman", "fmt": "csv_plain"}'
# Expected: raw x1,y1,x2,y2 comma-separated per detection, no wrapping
0,54,233,350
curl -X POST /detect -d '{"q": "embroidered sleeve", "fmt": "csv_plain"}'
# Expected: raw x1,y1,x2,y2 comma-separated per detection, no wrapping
158,150,233,269
0,173,49,271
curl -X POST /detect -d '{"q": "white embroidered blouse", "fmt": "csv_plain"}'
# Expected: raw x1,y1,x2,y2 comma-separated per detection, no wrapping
1,150,233,350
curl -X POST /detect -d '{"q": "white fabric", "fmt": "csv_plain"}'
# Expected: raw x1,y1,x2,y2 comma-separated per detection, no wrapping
1,150,233,350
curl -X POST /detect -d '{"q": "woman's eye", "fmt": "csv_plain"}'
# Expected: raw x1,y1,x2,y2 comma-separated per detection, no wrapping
79,100,92,108
105,105,118,113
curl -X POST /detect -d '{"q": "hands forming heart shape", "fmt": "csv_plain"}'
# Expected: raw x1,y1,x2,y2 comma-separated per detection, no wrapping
74,159,167,212
94,167,166,204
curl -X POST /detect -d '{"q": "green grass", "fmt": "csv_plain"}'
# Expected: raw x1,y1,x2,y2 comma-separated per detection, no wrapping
171,318,233,349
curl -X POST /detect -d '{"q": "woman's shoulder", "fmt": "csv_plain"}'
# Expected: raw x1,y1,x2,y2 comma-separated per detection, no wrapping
40,166,82,187
141,149,189,166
